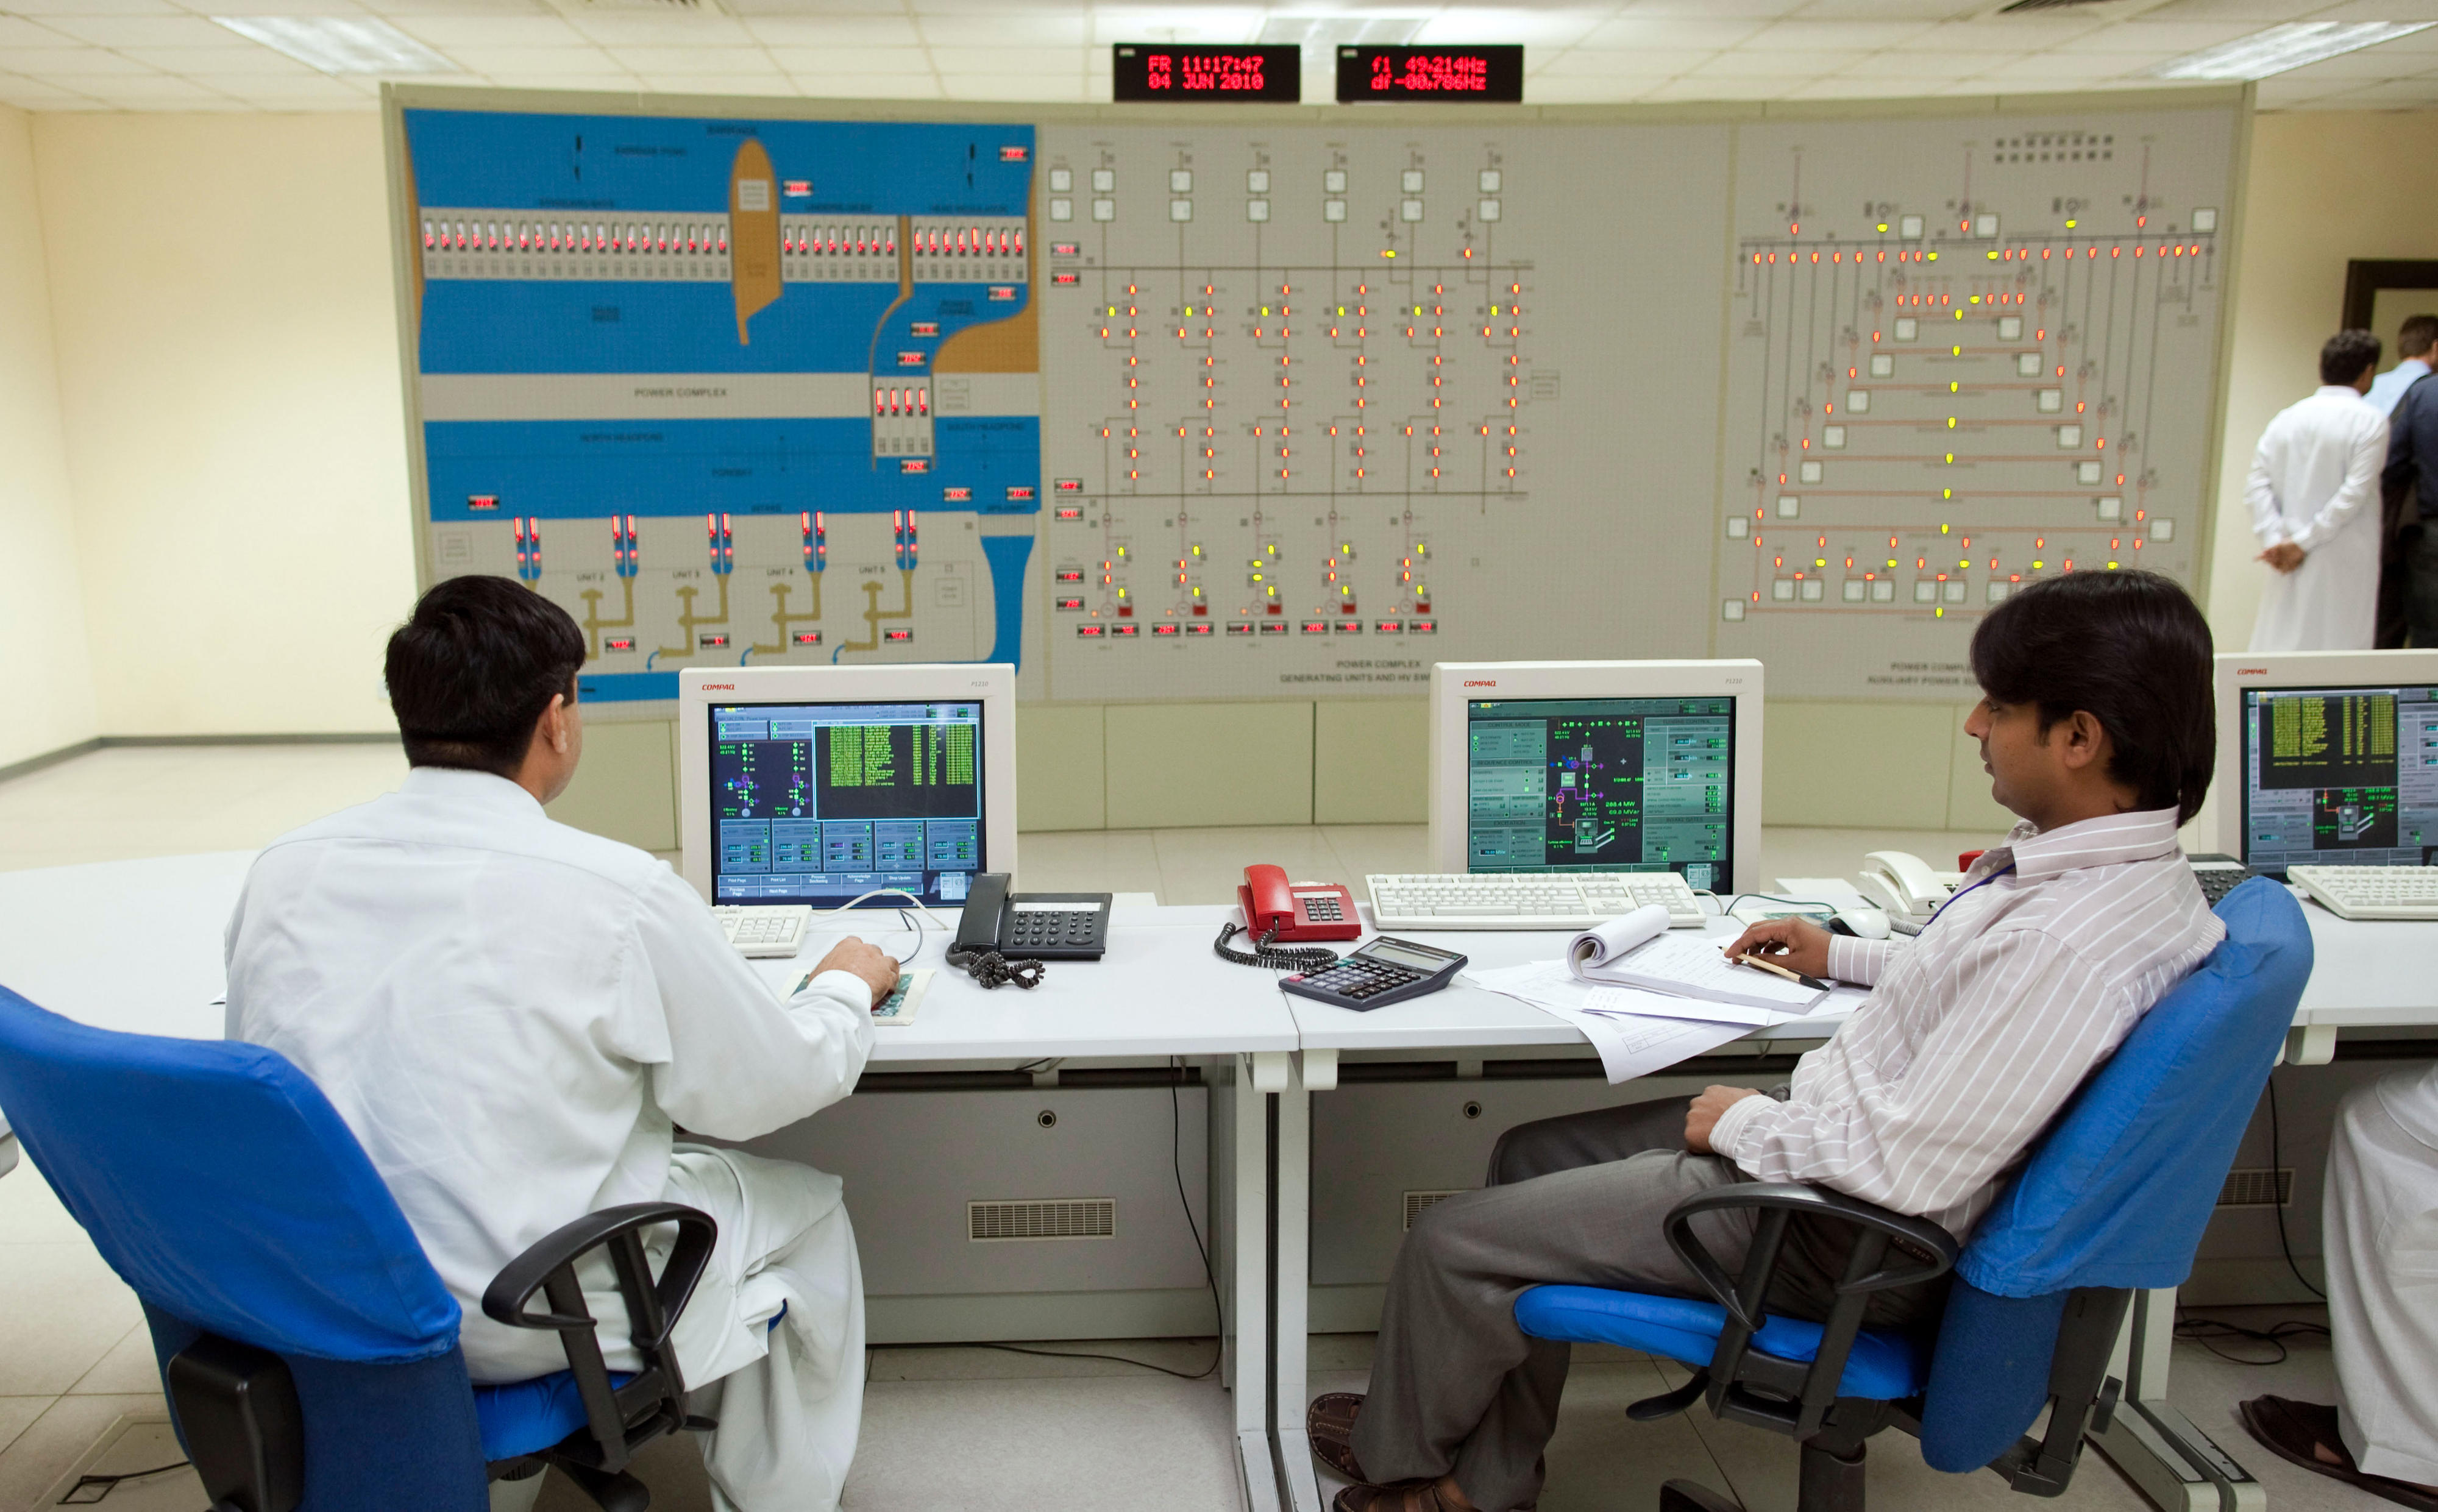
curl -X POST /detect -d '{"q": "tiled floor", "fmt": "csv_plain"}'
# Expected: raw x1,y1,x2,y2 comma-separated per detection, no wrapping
0,746,2373,1511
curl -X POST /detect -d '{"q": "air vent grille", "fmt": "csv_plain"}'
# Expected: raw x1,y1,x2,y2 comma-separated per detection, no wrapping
1403,1190,1472,1230
2216,1167,2294,1209
968,1198,1117,1241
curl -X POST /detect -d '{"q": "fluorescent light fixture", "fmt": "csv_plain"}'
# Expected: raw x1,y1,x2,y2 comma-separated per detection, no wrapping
212,16,458,74
2152,21,2431,80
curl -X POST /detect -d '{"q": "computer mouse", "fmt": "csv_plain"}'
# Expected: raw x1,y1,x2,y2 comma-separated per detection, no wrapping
1830,907,1892,940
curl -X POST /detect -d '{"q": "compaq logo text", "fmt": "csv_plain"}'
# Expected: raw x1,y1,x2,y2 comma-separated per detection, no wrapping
1462,679,1498,687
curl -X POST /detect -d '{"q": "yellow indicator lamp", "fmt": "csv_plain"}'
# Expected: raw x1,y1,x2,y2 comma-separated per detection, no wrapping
1941,524,1951,534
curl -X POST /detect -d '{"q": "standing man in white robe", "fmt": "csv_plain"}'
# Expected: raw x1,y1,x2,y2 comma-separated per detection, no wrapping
225,575,895,1512
2240,1062,2438,1511
2247,330,2388,653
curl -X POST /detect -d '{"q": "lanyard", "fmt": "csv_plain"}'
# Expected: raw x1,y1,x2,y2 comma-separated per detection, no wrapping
1927,861,2016,931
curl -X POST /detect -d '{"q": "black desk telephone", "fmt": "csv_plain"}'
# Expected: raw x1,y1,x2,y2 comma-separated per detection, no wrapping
947,873,1112,988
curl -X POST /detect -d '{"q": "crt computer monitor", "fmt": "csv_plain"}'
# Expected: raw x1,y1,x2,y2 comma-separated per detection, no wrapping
677,664,1018,908
1426,661,1765,894
2214,650,2438,874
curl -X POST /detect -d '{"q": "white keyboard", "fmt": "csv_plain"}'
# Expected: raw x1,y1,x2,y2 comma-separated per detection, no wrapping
713,904,812,957
2286,866,2438,921
1365,872,1708,931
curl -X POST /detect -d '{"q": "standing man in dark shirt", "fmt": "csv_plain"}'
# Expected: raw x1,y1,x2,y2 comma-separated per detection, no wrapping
2383,358,2438,647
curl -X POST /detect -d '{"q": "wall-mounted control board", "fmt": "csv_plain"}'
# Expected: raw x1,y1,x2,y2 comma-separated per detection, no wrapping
388,96,2239,709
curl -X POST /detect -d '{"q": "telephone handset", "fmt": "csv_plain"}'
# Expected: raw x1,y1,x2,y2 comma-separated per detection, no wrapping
1218,864,1362,970
947,873,1113,990
1856,850,1955,921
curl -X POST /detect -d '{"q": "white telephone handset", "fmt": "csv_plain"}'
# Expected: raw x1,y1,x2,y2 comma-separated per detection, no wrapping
1857,850,1954,920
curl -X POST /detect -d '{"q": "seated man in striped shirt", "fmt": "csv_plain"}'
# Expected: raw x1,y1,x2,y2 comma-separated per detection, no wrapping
1310,570,2225,1512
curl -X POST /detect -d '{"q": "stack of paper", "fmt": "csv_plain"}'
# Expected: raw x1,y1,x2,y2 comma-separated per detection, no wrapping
1463,960,1752,1083
1566,906,1826,1015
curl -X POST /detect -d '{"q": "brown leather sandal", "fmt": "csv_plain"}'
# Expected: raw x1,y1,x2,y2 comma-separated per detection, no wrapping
1309,1393,1374,1483
2239,1396,2438,1511
1332,1479,1462,1512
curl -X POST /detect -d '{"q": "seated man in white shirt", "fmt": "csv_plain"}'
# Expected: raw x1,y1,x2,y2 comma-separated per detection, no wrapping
1307,570,2225,1512
226,575,897,1512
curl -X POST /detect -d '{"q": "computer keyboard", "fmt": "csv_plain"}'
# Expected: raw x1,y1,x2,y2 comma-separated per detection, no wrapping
2285,866,2438,921
1365,872,1708,931
713,904,812,957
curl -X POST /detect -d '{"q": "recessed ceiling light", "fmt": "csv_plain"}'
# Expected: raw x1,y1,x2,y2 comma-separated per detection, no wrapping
2151,21,2432,80
211,16,458,74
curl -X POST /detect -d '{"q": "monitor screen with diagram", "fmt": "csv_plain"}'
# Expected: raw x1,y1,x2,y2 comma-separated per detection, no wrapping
709,698,986,907
1463,695,1736,892
2239,682,2438,872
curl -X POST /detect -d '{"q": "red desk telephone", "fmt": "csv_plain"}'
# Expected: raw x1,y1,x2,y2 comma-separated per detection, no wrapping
1220,864,1361,970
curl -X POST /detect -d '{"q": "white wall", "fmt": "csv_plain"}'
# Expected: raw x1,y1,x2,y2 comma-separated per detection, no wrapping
2207,110,2438,651
32,112,414,736
0,104,97,768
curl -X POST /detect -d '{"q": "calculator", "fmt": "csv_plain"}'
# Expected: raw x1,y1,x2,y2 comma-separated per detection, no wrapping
1279,936,1468,1011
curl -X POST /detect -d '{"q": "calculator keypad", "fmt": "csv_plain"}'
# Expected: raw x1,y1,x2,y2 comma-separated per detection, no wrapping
1299,960,1423,1002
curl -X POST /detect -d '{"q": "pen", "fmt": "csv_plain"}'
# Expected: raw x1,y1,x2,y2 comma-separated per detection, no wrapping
1733,953,1830,992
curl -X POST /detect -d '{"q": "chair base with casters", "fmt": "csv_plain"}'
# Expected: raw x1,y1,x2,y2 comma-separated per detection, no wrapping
1513,879,2314,1512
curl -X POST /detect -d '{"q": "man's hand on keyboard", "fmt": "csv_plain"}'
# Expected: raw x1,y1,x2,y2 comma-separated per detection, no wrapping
1685,1085,1765,1155
812,936,900,1007
1721,916,1833,982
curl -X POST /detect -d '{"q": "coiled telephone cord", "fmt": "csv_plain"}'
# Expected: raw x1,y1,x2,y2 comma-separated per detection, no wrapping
1213,921,1340,973
946,944,1045,990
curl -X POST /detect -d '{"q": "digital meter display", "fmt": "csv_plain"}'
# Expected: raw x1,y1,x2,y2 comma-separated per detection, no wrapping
1337,45,1524,102
1112,44,1302,102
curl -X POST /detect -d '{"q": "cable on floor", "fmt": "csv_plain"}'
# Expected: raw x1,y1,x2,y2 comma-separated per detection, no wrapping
59,1461,191,1504
2173,1313,2330,1366
2267,1078,2326,1301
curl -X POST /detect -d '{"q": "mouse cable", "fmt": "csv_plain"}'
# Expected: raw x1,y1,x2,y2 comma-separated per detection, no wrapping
1213,920,1339,972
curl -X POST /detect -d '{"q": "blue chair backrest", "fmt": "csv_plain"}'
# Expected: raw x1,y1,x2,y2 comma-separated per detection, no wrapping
0,984,490,1511
0,984,460,1361
1917,878,2312,1472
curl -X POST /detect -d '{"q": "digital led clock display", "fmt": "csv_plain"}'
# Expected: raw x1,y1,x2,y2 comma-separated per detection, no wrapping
1112,44,1301,102
1337,44,1524,102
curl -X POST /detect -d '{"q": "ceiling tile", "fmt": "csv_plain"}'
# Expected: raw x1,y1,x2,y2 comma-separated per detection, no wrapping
1518,74,1648,101
2,0,181,14
190,0,377,15
353,0,553,12
1690,48,1861,76
569,15,760,47
35,14,233,46
84,73,232,98
1906,20,2108,51
744,16,923,46
1580,17,1768,48
0,46,163,74
939,71,1082,99
387,16,591,46
199,69,366,95
1642,74,1802,98
1743,21,1935,49
2054,20,2269,51
915,14,1088,44
121,44,317,73
606,45,778,71
2138,0,2326,19
1835,49,2019,77
926,45,1083,73
1532,46,1712,76
2266,48,2438,80
1788,0,1978,16
0,71,93,101
0,17,79,47
1410,10,1607,48
1616,0,1809,17
482,74,643,91
2308,0,2438,20
763,44,931,71
1973,52,2158,81
445,44,624,74
1782,76,1935,98
2311,77,2438,104
1086,9,1265,45
787,71,943,99
642,74,800,94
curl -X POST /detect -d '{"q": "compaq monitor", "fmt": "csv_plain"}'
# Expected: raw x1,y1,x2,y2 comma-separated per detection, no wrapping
677,664,1018,907
1427,661,1764,892
2215,650,2438,873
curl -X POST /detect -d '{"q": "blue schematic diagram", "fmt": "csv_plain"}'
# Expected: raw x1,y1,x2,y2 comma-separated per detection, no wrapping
396,106,1043,706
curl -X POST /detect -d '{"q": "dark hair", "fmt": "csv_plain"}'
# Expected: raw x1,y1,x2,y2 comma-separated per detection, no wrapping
385,576,585,777
2398,314,2438,360
2322,329,2382,385
1968,570,2215,824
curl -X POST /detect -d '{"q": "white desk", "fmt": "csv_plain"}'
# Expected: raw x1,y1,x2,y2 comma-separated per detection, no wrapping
0,862,1307,1512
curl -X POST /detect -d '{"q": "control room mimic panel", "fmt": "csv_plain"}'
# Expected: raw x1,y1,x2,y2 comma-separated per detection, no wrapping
391,97,2238,709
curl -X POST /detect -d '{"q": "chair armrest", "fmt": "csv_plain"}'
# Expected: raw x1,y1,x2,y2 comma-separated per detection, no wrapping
1663,1183,1959,1441
480,1202,719,1477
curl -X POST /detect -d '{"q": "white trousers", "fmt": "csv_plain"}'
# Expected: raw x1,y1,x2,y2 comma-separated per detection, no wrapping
662,1145,865,1512
2326,1066,2438,1486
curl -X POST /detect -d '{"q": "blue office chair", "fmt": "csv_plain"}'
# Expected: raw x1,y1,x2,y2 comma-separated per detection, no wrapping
0,984,718,1512
1514,876,2314,1512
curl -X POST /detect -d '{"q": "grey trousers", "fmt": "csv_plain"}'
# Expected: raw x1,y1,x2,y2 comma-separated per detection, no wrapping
1349,1093,1947,1512
2409,527,2438,651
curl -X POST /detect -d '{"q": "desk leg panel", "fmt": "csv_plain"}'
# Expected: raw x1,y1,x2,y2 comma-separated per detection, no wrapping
1277,1060,1324,1512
